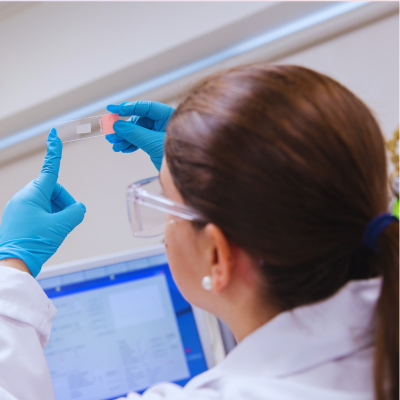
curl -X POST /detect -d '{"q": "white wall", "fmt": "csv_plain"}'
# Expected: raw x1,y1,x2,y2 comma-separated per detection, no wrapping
0,1,271,122
0,4,398,267
2,1,361,167
278,13,399,140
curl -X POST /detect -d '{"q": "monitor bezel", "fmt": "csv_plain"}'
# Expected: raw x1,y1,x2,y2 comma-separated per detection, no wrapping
37,243,226,370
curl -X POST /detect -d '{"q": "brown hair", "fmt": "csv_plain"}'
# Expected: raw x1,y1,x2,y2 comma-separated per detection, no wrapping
165,64,399,399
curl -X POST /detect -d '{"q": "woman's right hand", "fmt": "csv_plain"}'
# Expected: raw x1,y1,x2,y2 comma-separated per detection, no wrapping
105,101,175,171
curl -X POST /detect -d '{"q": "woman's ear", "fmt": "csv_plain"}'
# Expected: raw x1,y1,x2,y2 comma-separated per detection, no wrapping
204,224,234,294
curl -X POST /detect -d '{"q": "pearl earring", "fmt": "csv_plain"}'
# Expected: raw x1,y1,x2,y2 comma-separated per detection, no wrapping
201,276,212,291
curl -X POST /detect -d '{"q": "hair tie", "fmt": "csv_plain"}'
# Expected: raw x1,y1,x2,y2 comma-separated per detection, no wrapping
363,213,399,252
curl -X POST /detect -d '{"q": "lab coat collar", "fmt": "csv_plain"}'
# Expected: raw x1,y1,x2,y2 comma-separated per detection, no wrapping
217,278,381,378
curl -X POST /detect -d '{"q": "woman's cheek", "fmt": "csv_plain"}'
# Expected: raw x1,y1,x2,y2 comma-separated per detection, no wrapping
164,221,201,303
164,223,187,291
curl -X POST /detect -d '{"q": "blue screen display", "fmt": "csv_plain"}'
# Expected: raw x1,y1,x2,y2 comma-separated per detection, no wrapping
39,256,208,400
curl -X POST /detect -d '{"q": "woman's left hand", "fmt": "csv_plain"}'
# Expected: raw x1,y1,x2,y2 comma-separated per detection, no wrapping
0,129,86,278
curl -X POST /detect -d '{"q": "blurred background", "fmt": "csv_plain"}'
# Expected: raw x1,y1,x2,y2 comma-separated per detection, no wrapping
0,1,398,267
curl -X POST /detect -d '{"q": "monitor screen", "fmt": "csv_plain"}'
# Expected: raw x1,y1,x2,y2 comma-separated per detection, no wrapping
38,253,208,400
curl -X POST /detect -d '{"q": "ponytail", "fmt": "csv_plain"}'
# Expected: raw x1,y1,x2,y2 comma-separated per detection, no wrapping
374,221,399,400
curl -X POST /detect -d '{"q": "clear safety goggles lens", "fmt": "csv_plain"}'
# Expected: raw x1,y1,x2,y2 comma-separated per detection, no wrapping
127,176,203,238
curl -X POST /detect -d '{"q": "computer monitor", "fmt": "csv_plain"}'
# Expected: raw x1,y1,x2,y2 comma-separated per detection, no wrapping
37,244,228,400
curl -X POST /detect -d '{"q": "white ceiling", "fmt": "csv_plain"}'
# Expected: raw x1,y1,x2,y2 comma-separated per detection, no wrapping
0,1,38,23
0,1,398,165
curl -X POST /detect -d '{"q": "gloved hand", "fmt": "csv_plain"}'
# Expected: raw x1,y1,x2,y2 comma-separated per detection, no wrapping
0,129,86,277
105,101,175,171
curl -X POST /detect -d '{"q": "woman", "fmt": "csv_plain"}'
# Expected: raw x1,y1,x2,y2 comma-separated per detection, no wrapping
0,64,397,400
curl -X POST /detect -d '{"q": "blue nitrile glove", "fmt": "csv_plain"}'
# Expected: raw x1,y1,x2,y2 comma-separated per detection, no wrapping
0,129,86,277
105,101,175,171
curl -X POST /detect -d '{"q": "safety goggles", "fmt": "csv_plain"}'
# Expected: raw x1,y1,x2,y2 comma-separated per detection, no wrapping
127,176,204,237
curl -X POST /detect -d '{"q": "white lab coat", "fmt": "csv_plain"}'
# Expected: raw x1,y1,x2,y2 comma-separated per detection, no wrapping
0,265,379,400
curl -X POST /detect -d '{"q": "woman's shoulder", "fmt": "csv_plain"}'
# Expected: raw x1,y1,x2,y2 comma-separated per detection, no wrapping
118,379,374,400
